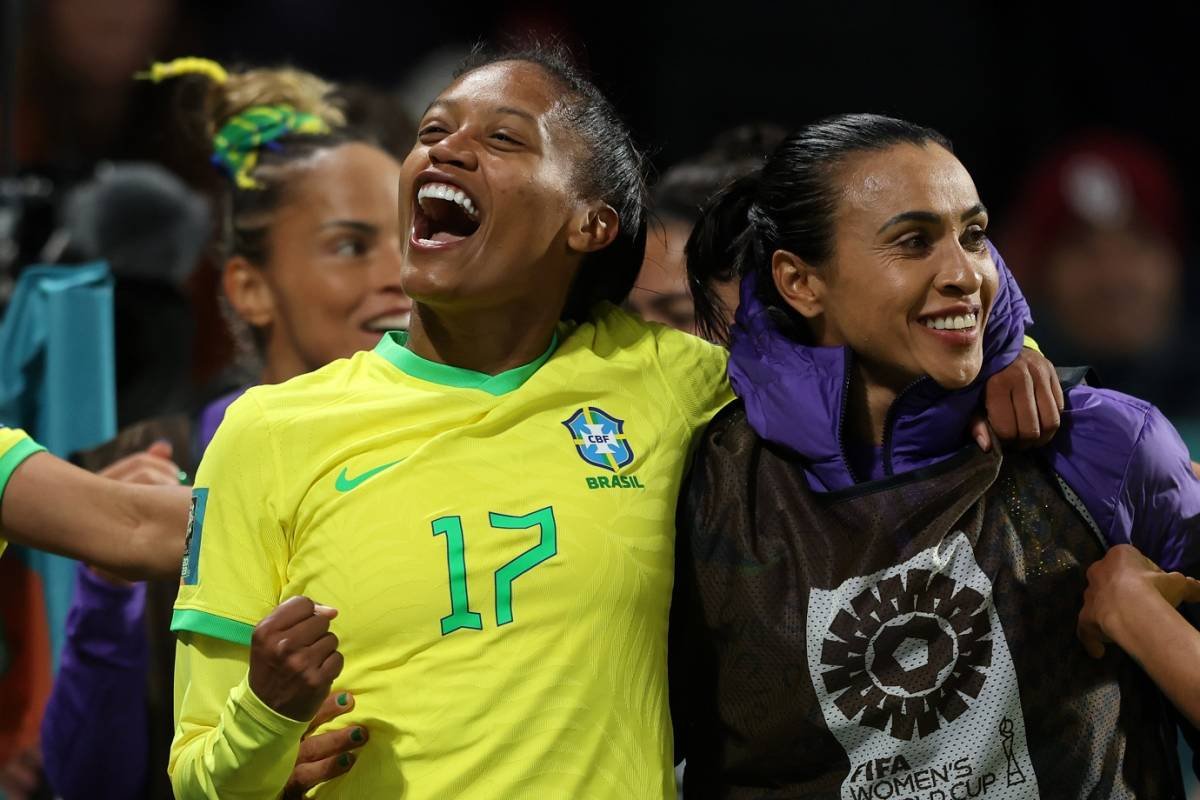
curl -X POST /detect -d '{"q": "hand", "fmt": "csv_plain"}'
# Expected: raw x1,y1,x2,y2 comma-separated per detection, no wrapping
93,442,184,585
97,441,184,582
250,596,344,722
1077,544,1200,658
0,745,42,800
282,691,369,799
974,346,1064,451
99,440,183,486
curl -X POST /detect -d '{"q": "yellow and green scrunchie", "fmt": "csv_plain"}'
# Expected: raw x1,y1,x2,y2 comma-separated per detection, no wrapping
137,57,332,190
211,105,331,189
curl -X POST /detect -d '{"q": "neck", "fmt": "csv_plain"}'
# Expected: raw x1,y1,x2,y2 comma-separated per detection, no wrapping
405,301,560,375
846,359,908,446
258,337,309,386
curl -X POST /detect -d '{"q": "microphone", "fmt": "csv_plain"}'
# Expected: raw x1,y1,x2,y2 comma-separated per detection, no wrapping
57,162,210,286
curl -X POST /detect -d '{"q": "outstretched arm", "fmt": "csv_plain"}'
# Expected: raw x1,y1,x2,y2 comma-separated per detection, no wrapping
0,428,188,580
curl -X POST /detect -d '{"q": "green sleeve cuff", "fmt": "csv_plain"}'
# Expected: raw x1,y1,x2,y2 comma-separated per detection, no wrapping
171,608,255,646
233,676,310,731
0,437,46,510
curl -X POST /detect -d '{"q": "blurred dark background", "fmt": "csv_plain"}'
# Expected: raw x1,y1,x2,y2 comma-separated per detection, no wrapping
2,0,1198,421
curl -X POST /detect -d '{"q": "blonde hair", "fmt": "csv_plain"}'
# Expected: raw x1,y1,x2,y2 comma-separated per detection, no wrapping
203,67,346,137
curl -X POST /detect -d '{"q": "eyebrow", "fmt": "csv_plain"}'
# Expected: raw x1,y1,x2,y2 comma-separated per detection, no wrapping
876,203,989,234
422,98,536,123
319,220,377,234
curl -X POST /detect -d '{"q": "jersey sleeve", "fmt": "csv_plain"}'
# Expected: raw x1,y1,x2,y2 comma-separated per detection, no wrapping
170,636,306,799
651,326,734,437
0,427,47,558
171,393,290,645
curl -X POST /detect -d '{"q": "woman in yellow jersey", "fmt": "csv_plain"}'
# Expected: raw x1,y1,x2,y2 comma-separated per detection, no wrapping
0,426,187,578
168,44,1061,799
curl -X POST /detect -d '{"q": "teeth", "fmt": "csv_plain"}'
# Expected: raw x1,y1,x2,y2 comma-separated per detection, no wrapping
366,312,411,332
923,312,977,331
416,182,479,219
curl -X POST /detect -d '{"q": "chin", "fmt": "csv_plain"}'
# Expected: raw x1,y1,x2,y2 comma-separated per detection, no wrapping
927,360,983,391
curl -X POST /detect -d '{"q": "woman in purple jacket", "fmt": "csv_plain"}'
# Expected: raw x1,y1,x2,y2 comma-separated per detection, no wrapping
673,114,1200,798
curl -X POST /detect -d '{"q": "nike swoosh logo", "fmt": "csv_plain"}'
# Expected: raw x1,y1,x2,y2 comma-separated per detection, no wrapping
335,459,404,492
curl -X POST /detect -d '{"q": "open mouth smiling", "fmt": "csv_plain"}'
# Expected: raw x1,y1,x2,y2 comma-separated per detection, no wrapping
411,178,482,250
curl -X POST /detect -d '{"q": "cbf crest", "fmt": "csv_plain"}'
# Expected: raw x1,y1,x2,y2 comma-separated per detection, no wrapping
562,407,634,472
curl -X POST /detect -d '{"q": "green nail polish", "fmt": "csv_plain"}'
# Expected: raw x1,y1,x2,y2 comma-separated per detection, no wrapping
338,753,352,768
336,692,349,706
351,727,364,743
177,470,189,484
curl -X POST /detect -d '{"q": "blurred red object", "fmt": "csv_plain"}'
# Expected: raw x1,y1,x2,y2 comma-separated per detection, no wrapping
1004,131,1183,289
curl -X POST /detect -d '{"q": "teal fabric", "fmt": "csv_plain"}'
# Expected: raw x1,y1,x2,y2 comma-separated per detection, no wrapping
0,262,117,667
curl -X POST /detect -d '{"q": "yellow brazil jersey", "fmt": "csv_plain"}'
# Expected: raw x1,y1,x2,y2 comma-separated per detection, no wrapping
0,427,47,558
171,304,733,798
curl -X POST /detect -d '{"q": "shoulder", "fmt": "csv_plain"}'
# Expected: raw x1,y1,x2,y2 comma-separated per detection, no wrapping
1050,383,1198,552
573,303,727,367
238,350,387,428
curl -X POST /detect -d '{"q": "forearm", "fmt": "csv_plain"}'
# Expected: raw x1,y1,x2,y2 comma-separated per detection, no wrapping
171,638,306,799
1,452,188,579
42,565,150,799
1109,590,1200,728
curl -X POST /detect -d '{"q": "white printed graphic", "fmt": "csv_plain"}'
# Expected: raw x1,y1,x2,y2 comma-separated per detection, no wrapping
807,533,1039,800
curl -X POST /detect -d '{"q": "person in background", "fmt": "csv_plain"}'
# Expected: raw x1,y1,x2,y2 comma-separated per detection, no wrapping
1002,133,1200,427
629,124,784,334
38,58,411,800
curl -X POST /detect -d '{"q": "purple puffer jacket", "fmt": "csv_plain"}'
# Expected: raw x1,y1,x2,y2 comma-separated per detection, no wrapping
727,246,1200,572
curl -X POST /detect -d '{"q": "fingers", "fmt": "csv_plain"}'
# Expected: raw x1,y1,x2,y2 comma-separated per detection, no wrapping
258,596,322,634
984,380,1019,442
283,749,359,799
299,722,369,763
1077,618,1107,659
1183,577,1200,604
308,691,356,733
320,650,346,683
278,614,338,652
1192,461,1200,481
969,417,992,453
1032,365,1062,447
1048,363,1065,412
100,452,182,485
146,440,174,459
1010,367,1041,443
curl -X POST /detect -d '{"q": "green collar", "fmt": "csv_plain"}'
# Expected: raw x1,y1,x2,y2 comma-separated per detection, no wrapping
374,331,558,396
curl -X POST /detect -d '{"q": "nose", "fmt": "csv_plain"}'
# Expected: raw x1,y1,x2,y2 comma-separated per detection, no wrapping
933,241,985,297
428,128,479,171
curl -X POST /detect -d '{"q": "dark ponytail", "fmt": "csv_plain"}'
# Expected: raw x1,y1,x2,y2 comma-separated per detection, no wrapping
687,113,953,343
685,170,766,342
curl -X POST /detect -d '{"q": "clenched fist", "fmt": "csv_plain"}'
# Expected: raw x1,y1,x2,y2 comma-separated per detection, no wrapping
250,596,345,721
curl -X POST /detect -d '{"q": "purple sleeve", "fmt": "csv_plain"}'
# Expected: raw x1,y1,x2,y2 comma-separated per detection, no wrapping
1115,405,1200,572
41,564,150,800
1047,385,1200,572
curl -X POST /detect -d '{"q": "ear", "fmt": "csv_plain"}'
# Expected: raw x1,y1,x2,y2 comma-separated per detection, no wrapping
566,203,620,255
772,248,826,319
222,256,275,327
